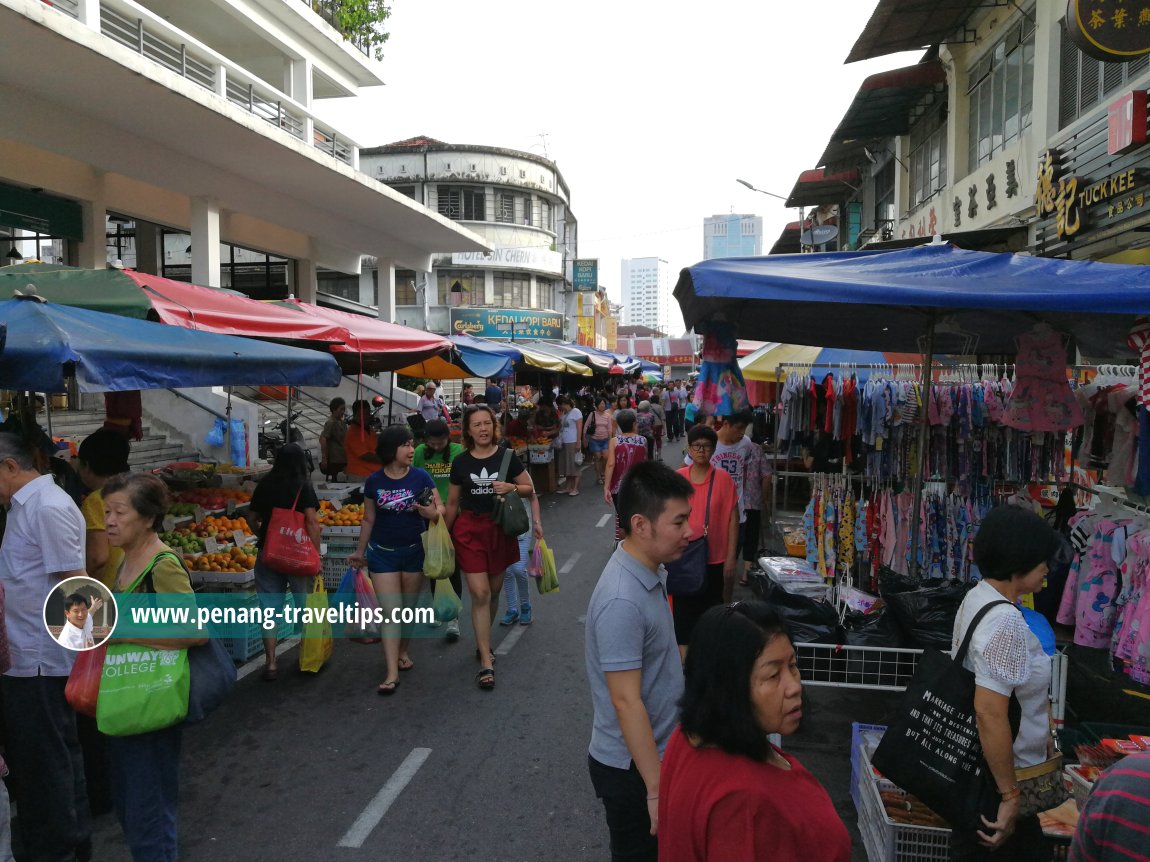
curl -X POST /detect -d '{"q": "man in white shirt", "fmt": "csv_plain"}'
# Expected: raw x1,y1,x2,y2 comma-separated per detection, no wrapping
0,433,91,860
56,593,95,650
418,382,445,422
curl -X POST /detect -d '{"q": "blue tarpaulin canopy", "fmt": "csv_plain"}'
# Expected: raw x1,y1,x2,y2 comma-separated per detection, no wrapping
0,298,343,393
448,334,520,379
674,243,1150,357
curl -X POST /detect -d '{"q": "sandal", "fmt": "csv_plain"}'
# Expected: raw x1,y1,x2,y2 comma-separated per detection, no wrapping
398,657,415,671
261,667,278,682
476,668,495,690
377,680,400,695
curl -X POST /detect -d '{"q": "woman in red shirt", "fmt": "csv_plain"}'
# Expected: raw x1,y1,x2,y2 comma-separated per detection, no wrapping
673,425,739,655
658,602,851,862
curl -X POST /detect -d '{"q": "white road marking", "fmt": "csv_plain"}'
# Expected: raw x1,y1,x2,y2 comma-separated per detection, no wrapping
560,552,582,574
337,747,433,848
595,514,612,528
495,625,527,656
234,636,299,681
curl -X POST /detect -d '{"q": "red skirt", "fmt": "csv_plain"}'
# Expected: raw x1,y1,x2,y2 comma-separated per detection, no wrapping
451,509,520,574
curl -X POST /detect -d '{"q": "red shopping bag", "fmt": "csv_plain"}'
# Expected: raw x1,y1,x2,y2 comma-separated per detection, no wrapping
262,488,321,577
65,643,107,717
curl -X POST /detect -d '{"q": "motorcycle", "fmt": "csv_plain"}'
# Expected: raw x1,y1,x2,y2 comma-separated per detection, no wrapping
259,412,315,471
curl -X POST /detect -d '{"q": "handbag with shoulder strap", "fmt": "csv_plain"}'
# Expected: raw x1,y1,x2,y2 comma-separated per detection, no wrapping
491,448,530,536
665,472,714,597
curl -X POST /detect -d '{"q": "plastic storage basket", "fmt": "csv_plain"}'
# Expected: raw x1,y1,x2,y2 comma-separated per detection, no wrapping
322,541,358,591
855,749,951,862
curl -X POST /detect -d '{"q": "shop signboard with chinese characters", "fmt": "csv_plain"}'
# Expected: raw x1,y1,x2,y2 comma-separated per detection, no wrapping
1065,0,1150,62
899,142,1033,240
1035,148,1144,243
449,308,564,340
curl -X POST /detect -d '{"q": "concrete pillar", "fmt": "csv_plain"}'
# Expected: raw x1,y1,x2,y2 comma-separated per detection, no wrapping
74,176,107,270
190,197,221,287
376,257,396,322
290,57,313,108
1032,1,1061,145
295,258,317,304
134,220,162,275
358,260,375,307
76,0,100,30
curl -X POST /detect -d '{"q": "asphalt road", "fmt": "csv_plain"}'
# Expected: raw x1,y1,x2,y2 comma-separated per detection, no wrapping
88,441,892,861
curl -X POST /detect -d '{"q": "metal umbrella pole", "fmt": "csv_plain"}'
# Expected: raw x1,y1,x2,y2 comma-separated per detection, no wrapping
907,313,936,580
387,372,396,426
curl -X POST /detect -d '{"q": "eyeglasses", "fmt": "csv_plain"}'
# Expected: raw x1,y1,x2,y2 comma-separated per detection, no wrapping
689,443,714,452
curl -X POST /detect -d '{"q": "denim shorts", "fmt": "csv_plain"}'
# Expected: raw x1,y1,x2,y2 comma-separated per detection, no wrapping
587,437,609,454
366,541,425,574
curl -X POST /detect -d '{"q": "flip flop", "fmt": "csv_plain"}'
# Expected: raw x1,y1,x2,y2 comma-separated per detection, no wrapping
398,657,415,671
377,680,400,695
261,667,278,682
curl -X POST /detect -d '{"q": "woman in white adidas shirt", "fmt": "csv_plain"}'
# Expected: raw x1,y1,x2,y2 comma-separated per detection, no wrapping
445,405,534,690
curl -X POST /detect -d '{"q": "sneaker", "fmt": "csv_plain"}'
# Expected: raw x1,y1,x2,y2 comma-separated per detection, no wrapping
519,605,533,626
499,609,520,626
445,619,460,642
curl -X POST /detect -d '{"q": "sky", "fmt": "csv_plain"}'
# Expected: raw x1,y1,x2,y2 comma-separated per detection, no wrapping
313,0,923,334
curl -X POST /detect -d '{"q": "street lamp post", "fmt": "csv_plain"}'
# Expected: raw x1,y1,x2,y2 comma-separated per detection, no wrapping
736,178,807,253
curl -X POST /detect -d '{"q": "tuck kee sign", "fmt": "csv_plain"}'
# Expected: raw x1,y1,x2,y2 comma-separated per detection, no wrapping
1035,149,1144,240
1066,0,1150,61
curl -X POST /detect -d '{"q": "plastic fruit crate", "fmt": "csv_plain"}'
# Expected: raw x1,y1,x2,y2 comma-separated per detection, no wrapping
850,723,887,810
322,542,358,591
221,628,262,662
856,750,951,862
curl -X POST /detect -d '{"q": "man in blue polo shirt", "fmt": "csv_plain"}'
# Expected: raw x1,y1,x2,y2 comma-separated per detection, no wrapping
585,461,693,862
483,379,504,410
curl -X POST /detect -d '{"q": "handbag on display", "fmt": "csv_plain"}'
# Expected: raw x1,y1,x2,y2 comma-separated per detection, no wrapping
262,487,322,577
871,600,1017,830
65,642,107,717
491,448,530,537
665,472,713,597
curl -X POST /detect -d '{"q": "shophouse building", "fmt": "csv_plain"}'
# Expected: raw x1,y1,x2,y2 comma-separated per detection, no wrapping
0,0,486,316
352,137,577,341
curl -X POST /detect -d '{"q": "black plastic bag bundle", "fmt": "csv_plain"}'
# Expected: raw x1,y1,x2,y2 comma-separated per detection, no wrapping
879,577,972,650
841,605,904,648
754,577,841,644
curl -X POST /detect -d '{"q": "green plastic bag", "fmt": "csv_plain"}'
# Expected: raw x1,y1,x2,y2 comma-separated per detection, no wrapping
421,518,455,580
300,576,333,673
97,643,189,736
433,577,462,622
535,539,559,595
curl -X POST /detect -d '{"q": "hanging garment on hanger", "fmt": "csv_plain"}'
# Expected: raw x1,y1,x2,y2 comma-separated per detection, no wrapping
1003,326,1084,432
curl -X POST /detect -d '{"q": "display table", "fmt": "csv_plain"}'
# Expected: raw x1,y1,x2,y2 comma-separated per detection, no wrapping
530,460,556,494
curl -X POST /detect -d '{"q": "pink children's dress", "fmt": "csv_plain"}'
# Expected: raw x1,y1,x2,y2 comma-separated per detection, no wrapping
1003,325,1083,432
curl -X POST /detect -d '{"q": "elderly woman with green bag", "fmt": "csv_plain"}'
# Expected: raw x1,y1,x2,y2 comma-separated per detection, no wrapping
102,472,206,862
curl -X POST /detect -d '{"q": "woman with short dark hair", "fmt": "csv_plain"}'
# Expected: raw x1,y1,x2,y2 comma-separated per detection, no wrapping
949,505,1061,860
658,601,850,861
349,424,444,695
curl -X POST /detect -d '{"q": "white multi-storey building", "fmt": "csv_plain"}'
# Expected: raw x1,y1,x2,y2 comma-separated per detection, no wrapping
349,136,578,339
621,257,675,335
0,0,485,315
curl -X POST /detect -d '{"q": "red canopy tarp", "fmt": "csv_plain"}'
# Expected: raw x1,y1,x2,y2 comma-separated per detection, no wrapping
277,299,451,373
128,271,348,344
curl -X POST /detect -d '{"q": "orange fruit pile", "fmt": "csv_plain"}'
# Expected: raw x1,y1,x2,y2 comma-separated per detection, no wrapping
186,546,256,573
319,503,363,527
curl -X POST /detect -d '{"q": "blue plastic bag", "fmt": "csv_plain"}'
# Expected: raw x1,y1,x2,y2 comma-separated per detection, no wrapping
205,417,226,447
229,419,247,466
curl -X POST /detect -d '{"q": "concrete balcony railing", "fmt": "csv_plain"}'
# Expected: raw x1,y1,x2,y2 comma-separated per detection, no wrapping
39,0,358,167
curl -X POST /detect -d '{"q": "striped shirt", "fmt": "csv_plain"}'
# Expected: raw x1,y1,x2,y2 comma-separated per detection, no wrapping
1069,752,1150,862
1126,316,1150,407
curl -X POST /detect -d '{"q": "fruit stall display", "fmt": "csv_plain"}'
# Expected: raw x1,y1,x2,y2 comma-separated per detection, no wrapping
527,436,554,463
186,546,258,574
170,487,252,513
505,436,529,458
318,501,363,537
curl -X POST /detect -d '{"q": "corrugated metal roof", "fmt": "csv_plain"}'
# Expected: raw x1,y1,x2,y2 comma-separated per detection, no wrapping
846,0,984,63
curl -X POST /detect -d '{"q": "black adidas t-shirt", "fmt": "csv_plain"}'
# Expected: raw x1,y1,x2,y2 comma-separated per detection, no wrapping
449,449,526,514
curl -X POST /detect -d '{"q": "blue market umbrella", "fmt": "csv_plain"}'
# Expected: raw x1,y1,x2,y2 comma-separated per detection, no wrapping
0,297,342,393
